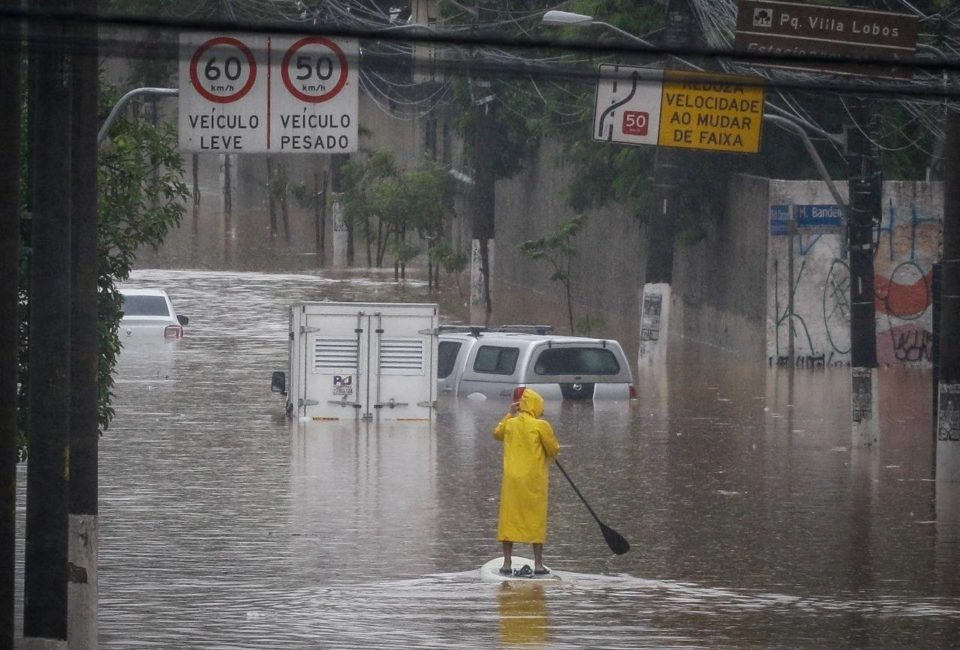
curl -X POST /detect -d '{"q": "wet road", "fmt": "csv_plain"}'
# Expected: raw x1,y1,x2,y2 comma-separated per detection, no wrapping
82,269,960,647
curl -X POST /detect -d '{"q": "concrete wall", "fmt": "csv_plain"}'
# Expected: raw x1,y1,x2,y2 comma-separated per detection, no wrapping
491,139,643,367
671,174,770,361
765,179,941,367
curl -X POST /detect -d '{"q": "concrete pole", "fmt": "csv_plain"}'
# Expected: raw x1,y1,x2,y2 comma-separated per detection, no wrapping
221,153,233,265
24,0,72,644
937,112,960,481
0,3,20,647
331,197,348,268
469,0,498,326
845,102,880,448
638,0,692,368
469,87,496,326
68,2,99,646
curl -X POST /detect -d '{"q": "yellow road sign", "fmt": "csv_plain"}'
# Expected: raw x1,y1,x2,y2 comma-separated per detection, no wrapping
658,71,765,153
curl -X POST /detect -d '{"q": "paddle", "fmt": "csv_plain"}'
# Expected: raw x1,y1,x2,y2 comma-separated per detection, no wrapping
554,460,631,555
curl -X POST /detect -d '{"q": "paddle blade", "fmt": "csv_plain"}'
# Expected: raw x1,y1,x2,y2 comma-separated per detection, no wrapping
601,522,630,555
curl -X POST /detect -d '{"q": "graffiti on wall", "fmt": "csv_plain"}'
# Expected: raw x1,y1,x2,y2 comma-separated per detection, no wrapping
875,260,933,363
767,184,941,367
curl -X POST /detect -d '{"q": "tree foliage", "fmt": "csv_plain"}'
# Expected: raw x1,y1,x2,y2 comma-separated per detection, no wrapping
496,0,936,239
96,85,189,429
16,82,188,457
518,215,586,334
341,150,456,269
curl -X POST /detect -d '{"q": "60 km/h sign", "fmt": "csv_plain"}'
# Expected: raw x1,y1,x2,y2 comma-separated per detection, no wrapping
179,33,358,153
179,34,268,151
594,65,765,153
189,37,258,103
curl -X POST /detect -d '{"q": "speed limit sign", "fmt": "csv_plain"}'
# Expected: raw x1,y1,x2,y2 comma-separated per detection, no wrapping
179,33,268,152
189,36,258,103
271,36,358,152
178,33,358,153
280,37,349,103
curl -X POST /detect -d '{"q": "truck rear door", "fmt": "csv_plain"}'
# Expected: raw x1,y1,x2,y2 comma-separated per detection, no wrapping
298,303,436,420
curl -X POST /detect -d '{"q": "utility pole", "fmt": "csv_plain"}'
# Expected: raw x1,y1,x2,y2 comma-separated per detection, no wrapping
222,153,233,265
316,170,327,267
69,1,99,646
845,99,881,448
0,3,21,648
937,111,960,481
638,0,693,367
24,0,73,644
330,154,350,268
469,0,497,325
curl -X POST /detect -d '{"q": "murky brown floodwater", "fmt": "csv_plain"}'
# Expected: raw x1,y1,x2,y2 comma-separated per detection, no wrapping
19,267,960,648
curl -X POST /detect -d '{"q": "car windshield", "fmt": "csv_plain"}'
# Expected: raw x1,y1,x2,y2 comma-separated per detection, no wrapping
533,347,620,375
122,295,170,317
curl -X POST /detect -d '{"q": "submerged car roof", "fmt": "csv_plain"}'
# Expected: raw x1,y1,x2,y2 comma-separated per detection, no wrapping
120,288,170,297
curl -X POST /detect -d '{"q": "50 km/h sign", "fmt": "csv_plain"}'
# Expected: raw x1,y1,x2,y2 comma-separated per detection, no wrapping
272,36,357,152
594,65,765,153
179,33,358,153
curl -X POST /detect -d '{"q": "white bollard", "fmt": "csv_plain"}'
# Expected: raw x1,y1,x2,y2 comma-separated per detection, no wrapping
68,514,98,650
638,283,670,368
851,366,880,447
936,383,960,482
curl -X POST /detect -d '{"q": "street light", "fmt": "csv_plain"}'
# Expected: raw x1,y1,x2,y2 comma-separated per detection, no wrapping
541,9,700,71
541,10,656,48
541,10,593,27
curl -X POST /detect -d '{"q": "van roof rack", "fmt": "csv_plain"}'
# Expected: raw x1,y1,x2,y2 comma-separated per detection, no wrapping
438,324,489,337
496,324,554,335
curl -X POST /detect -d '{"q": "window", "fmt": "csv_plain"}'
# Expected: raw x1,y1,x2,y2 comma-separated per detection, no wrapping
437,341,462,379
121,295,169,317
473,346,519,375
533,348,620,376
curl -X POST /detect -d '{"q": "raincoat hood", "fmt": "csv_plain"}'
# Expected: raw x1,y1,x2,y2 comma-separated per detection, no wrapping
518,388,544,418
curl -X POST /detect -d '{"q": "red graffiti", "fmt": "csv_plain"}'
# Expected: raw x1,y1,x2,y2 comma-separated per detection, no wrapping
875,268,932,319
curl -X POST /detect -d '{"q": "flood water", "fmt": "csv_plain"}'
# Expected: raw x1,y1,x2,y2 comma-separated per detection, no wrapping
27,268,960,648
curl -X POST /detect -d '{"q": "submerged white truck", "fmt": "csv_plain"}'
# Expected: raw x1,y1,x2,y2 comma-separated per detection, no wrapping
272,302,439,421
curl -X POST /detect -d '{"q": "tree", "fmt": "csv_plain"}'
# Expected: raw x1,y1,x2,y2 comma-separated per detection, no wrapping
16,82,188,457
341,151,456,276
341,150,397,267
518,215,587,334
394,159,457,285
428,242,469,298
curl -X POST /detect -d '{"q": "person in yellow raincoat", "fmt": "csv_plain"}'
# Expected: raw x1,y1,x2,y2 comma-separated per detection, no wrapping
493,387,560,576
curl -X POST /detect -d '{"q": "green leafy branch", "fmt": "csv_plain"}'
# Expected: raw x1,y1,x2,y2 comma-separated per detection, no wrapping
518,215,586,334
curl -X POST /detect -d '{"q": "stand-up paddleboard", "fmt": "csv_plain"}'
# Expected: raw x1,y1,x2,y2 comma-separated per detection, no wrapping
479,556,560,582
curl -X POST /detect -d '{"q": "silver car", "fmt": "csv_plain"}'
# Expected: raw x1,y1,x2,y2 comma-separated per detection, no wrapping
119,288,188,339
438,327,635,401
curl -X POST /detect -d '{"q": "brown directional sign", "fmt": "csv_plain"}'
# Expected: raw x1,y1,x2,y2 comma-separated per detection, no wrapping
734,0,917,77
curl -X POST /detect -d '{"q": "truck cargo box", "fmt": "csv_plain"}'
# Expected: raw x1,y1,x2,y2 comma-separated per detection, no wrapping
276,302,438,421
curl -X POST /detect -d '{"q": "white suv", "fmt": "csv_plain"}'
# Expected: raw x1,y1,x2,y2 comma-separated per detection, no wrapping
119,288,188,339
438,326,635,401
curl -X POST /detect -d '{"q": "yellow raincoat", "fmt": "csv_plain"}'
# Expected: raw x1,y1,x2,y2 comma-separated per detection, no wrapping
493,388,560,544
